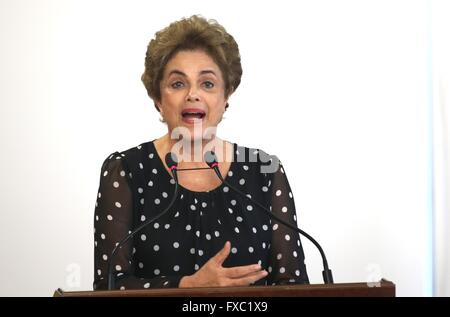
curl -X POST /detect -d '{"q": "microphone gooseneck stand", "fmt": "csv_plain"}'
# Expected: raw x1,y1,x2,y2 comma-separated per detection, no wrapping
204,151,334,284
107,153,180,290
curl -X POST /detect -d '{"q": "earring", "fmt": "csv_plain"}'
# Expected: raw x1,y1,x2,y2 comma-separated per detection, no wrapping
159,116,166,123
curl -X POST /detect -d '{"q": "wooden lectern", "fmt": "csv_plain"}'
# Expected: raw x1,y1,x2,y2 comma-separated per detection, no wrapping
54,279,395,297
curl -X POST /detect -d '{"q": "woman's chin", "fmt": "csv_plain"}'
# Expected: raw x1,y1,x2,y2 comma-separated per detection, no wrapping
170,121,218,142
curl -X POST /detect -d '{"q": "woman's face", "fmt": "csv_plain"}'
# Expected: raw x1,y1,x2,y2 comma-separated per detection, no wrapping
156,49,228,141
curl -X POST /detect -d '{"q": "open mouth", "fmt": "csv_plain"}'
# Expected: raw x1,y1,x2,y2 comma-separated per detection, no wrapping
181,108,206,123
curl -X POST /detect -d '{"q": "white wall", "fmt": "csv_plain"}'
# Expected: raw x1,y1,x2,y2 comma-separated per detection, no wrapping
0,0,434,296
431,0,450,297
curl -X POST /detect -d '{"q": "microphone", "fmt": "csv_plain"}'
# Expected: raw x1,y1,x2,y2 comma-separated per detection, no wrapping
107,152,180,290
204,151,334,284
165,151,179,183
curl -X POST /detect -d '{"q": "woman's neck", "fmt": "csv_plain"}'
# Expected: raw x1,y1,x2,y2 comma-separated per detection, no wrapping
154,134,232,168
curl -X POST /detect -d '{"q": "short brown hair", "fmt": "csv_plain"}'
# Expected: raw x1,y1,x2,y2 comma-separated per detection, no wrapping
141,15,242,111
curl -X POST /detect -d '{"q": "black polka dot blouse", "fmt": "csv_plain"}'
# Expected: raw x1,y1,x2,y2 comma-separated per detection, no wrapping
93,140,309,290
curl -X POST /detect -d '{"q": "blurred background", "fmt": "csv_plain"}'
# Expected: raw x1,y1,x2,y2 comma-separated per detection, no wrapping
0,0,448,296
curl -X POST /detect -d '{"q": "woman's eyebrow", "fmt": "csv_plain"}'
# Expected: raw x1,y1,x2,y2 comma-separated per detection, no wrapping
167,70,186,77
199,70,217,77
167,69,217,77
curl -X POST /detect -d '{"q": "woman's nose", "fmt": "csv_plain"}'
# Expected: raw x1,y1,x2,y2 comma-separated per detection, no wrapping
186,90,200,102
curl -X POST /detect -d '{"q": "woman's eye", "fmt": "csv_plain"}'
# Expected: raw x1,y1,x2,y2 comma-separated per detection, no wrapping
171,81,184,89
203,81,214,89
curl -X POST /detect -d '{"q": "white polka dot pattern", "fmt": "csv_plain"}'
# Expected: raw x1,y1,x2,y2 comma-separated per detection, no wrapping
93,142,309,290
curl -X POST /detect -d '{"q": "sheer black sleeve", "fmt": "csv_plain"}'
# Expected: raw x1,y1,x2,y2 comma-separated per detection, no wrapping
93,153,183,290
265,161,309,285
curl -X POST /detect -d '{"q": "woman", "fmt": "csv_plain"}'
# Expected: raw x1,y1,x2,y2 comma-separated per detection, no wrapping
93,15,309,290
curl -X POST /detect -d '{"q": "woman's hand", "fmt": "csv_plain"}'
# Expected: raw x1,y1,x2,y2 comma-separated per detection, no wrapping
179,241,268,288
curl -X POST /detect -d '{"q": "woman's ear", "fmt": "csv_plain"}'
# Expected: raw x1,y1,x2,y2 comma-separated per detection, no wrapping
224,90,233,111
155,101,164,115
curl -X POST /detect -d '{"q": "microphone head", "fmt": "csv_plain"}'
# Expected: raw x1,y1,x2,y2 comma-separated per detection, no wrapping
165,152,179,171
204,151,219,169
